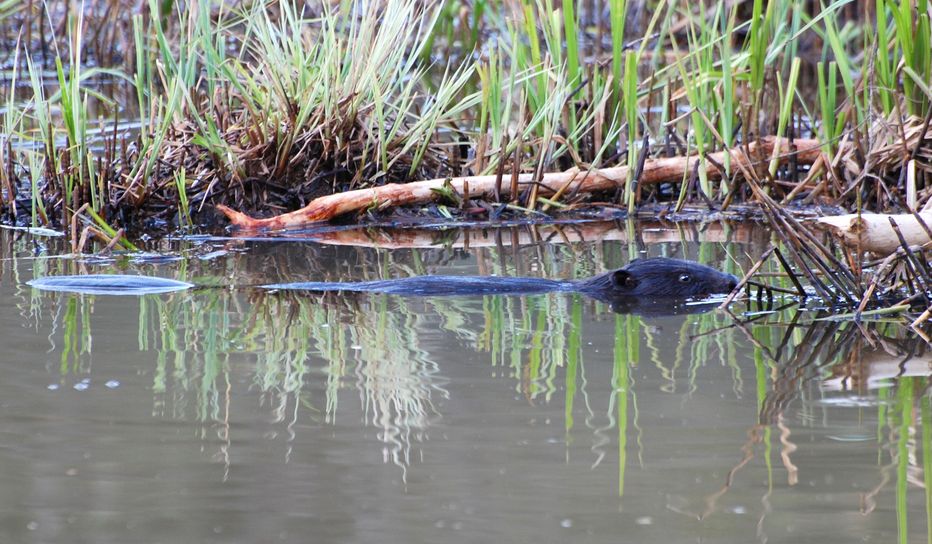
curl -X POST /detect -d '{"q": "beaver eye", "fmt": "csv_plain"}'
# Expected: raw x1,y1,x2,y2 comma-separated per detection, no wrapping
678,273,691,284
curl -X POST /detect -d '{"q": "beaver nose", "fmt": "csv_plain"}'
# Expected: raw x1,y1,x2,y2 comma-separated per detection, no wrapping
725,274,739,292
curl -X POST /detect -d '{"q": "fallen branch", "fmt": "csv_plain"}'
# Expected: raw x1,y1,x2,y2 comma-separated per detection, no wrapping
218,136,821,230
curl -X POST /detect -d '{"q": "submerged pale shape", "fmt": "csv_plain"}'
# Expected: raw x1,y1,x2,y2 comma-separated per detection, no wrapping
27,274,194,295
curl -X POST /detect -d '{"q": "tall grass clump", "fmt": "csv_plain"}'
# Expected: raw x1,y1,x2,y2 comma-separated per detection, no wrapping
889,0,931,117
3,0,481,234
2,0,932,236
129,0,478,217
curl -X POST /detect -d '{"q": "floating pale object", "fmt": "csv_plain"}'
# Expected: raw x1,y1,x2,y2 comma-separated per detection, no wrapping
27,274,194,296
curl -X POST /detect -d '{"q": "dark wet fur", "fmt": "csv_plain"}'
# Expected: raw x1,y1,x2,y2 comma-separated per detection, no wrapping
267,257,739,302
265,276,571,296
575,257,739,299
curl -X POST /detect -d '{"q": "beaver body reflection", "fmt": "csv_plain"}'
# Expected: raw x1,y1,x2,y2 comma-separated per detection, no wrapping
265,257,739,309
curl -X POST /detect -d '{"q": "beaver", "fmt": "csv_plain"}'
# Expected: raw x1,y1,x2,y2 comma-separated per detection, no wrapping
264,257,739,302
28,258,739,314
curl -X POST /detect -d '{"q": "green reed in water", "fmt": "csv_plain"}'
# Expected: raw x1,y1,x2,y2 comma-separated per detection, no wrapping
896,379,912,544
922,395,932,544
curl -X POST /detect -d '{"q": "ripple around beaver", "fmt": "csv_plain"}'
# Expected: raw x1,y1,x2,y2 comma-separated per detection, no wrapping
27,275,729,316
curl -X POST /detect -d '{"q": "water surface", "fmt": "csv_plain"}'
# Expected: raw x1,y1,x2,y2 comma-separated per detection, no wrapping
0,222,928,543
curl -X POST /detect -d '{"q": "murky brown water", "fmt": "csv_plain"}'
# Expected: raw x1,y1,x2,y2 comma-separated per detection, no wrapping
0,222,928,543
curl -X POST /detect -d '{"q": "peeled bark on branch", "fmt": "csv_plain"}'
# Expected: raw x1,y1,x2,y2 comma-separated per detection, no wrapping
816,213,932,255
218,136,822,230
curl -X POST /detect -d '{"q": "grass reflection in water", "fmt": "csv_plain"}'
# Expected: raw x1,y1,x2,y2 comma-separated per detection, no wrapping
10,231,932,541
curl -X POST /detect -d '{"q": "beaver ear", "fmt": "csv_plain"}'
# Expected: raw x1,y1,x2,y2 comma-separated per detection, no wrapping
612,270,638,290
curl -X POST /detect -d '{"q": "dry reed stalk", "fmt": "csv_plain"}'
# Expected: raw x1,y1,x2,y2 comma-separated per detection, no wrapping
719,245,775,308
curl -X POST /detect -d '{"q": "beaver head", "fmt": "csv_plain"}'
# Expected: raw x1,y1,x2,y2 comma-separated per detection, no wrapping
579,257,739,299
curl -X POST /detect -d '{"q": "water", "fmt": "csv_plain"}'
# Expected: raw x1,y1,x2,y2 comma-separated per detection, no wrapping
0,222,928,543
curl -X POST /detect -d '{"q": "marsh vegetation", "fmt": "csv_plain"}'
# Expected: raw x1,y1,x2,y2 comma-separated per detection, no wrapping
0,0,929,234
